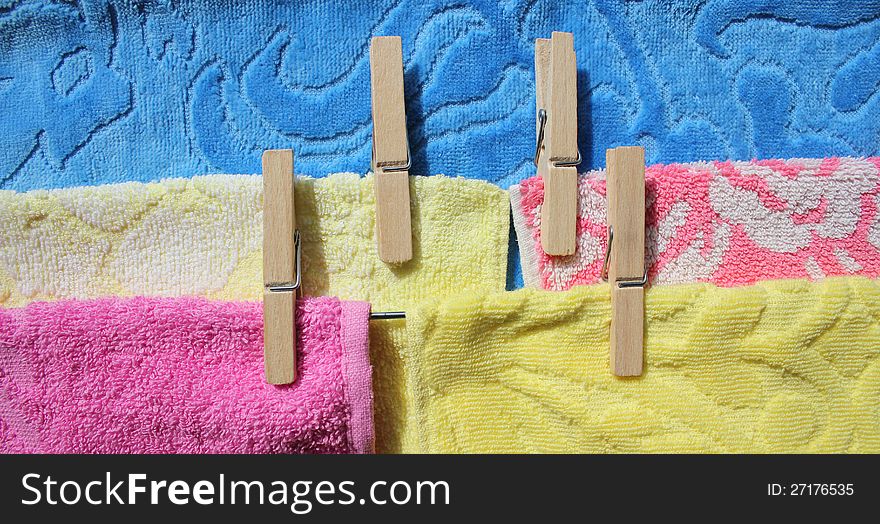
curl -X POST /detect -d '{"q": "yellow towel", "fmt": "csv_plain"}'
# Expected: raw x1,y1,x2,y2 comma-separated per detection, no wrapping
405,277,880,453
0,173,511,453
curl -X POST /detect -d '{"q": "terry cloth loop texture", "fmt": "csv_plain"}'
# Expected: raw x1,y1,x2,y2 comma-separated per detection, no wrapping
0,173,511,453
0,296,373,454
2,1,879,191
404,277,880,453
511,157,880,290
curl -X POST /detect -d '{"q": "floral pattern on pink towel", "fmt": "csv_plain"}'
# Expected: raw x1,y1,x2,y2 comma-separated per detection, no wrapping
515,157,880,291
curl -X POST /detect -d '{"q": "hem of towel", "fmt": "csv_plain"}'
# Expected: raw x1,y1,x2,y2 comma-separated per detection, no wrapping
509,184,540,288
340,301,374,454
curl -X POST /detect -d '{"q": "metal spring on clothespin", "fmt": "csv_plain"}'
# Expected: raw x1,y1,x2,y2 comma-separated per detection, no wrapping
370,35,414,265
268,231,404,322
603,146,647,377
601,226,648,288
262,149,405,385
534,32,580,257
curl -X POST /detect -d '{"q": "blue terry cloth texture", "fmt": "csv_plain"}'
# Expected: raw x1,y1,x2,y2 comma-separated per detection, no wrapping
2,0,879,193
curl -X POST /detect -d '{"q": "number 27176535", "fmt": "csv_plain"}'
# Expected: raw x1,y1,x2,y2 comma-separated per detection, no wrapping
768,484,854,496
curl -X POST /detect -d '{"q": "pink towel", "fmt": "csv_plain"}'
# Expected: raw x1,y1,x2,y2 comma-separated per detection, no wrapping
0,296,374,454
511,157,880,291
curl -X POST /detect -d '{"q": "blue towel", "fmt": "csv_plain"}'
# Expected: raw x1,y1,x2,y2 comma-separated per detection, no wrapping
1,0,879,193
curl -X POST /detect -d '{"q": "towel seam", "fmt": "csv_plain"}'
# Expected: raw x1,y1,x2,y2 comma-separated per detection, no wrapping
340,301,374,454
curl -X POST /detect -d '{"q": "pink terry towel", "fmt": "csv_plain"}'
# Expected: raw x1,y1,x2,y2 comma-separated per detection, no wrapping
0,296,374,454
511,157,880,291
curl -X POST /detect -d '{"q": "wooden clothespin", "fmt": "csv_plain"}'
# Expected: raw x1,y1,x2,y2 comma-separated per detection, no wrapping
603,146,646,377
534,31,579,256
370,36,413,264
262,149,299,384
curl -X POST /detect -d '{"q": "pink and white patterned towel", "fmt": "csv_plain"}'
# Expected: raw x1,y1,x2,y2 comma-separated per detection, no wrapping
510,157,880,291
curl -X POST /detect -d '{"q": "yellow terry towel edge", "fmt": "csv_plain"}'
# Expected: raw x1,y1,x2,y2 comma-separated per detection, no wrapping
404,277,880,453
